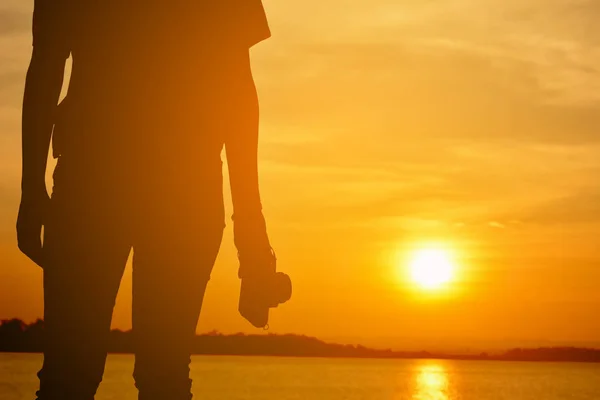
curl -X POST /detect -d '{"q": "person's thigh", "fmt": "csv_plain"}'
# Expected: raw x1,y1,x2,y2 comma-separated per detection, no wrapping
38,158,132,399
131,183,225,397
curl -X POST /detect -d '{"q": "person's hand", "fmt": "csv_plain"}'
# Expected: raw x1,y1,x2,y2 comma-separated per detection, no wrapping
17,188,50,268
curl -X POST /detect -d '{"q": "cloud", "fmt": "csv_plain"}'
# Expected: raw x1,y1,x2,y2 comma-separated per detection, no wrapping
258,38,600,154
263,0,600,108
518,187,600,225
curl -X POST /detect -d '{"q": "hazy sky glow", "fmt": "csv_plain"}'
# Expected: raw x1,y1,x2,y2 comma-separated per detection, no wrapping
1,0,599,352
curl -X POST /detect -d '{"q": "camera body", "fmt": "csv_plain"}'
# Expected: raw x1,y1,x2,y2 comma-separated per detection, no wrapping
238,248,292,329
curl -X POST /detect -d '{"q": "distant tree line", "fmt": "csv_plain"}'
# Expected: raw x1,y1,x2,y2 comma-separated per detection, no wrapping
1,319,599,363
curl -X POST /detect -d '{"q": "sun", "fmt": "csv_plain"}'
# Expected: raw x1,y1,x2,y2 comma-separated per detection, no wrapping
408,248,454,290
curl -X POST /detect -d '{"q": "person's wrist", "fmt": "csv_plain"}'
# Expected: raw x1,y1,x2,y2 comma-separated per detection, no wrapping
233,212,271,252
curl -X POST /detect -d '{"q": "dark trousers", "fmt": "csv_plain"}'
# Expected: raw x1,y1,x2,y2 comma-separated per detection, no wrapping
37,155,225,400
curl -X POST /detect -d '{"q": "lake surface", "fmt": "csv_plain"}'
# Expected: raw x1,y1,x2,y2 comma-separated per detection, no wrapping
0,353,598,400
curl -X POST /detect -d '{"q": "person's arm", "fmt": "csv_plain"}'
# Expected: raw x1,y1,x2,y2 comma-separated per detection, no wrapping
23,0,69,196
225,52,261,215
21,49,67,200
223,49,271,254
17,0,69,266
219,0,272,254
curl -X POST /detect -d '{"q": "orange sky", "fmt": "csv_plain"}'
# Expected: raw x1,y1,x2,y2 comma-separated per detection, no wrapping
0,0,599,352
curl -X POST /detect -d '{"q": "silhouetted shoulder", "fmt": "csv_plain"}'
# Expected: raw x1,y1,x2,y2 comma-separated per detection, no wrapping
32,0,71,58
241,0,271,47
212,0,271,48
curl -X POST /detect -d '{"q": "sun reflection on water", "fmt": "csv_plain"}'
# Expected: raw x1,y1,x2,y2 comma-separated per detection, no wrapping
412,362,449,400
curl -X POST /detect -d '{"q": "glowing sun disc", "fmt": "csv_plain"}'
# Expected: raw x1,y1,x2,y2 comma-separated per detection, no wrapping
409,248,454,289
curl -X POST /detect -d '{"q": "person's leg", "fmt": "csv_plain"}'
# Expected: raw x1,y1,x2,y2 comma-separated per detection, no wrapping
36,159,132,400
131,175,225,400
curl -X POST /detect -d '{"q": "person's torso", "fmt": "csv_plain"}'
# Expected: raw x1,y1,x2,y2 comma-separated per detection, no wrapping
53,0,267,166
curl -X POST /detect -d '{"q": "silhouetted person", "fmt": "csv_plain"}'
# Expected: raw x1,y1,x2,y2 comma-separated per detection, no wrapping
16,1,289,399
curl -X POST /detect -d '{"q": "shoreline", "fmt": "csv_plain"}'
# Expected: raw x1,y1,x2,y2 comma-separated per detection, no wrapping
1,350,599,364
2,320,599,364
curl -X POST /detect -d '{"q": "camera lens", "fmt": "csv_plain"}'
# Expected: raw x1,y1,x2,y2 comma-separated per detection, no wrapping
274,272,292,304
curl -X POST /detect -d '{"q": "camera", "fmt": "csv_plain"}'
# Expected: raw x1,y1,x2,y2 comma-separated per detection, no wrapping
238,248,292,329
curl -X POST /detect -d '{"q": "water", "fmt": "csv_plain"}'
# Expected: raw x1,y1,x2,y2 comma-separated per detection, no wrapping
0,353,598,400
